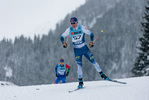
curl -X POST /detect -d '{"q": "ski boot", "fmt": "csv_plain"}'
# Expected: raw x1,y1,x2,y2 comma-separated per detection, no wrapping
78,78,83,89
99,71,109,80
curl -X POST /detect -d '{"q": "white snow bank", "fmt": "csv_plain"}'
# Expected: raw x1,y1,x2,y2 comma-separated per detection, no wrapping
0,76,149,100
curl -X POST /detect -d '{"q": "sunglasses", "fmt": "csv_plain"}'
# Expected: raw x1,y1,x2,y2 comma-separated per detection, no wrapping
71,22,75,24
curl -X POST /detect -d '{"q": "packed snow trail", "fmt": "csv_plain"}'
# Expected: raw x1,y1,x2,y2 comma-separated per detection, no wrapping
0,76,149,100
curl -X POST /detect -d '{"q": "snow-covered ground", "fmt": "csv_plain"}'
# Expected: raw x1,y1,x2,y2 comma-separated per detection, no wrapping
0,76,149,100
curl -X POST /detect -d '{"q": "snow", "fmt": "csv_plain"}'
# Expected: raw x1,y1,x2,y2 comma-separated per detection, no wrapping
0,76,149,100
0,81,16,86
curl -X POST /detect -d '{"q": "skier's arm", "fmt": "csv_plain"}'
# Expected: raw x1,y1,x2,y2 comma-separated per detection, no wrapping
60,28,70,48
60,36,64,43
81,25,94,41
55,65,58,76
90,33,94,42
66,64,70,73
82,25,94,47
66,64,70,76
60,28,70,43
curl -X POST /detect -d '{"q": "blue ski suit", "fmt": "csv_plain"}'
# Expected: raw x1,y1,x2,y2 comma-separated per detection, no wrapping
55,64,70,84
60,25,102,78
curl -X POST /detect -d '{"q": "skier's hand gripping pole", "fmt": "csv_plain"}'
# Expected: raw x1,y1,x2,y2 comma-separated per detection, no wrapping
89,42,94,48
63,43,67,48
62,35,69,48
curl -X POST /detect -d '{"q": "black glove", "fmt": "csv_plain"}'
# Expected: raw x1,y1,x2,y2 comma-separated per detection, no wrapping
66,72,69,76
56,74,58,77
63,42,67,48
89,42,94,48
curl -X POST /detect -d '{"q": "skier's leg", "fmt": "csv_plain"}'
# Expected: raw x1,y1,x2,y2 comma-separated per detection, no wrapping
62,76,66,83
84,52,109,80
75,55,83,79
74,48,83,79
54,77,61,84
74,48,83,88
75,58,84,88
83,46,109,80
83,47,102,72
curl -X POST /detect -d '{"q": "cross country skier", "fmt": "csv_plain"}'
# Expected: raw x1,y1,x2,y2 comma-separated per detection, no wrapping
60,17,109,88
54,59,71,84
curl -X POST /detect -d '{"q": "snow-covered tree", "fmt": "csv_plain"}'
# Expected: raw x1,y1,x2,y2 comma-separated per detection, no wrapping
132,2,149,76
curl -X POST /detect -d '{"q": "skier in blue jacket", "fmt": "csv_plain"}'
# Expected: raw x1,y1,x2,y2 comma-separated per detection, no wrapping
60,17,109,88
54,59,71,84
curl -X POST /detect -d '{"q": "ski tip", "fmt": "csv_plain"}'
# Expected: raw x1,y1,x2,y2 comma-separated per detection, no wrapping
122,82,127,84
68,91,71,93
108,79,127,84
68,87,85,93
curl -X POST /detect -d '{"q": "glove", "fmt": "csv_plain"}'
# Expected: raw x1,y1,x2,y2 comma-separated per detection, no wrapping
56,74,58,77
89,42,94,48
66,72,69,76
63,42,67,48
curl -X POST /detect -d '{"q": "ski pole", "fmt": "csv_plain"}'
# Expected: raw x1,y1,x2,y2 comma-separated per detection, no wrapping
66,35,69,43
93,30,103,43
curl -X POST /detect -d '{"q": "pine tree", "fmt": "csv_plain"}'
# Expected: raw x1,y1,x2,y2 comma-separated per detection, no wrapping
132,2,149,76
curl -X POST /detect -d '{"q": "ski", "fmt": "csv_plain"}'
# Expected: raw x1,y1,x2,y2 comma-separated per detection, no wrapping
68,87,85,93
107,79,127,84
96,78,127,84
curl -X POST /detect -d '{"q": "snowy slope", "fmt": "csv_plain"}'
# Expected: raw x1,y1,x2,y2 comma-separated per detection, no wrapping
0,81,16,86
0,76,149,100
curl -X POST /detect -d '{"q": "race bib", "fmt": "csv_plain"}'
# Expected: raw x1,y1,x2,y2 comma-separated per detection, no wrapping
58,67,66,75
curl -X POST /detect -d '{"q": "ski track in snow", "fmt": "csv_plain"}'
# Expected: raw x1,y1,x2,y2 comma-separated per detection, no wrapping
0,76,149,100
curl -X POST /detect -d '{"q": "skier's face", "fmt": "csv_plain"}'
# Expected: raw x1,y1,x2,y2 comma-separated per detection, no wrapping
70,22,78,28
60,62,64,66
